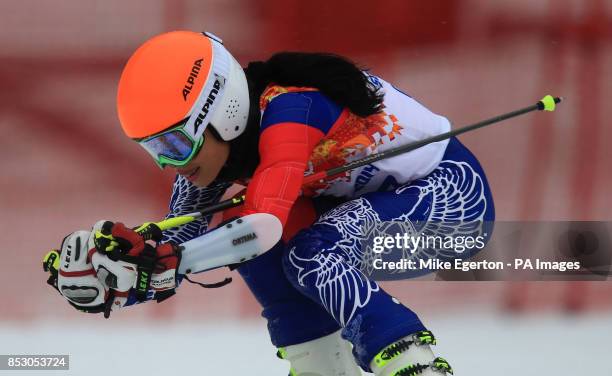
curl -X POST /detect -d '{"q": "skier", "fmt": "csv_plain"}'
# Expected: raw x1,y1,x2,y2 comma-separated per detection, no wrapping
47,31,495,375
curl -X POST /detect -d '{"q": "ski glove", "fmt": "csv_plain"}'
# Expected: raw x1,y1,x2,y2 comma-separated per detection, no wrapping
43,220,181,318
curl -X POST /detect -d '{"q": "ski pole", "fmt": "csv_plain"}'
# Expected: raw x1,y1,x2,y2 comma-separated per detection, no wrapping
152,95,563,231
148,196,247,231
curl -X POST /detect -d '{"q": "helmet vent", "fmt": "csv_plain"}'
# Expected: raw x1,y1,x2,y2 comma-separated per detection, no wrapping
225,97,240,119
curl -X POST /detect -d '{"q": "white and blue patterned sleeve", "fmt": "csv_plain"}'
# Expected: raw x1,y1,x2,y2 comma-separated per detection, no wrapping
161,175,232,244
122,176,232,308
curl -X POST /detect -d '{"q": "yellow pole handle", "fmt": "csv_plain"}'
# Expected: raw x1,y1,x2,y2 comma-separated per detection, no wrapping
152,213,202,231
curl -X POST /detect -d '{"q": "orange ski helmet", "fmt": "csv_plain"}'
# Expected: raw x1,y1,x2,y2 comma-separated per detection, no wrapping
117,31,249,143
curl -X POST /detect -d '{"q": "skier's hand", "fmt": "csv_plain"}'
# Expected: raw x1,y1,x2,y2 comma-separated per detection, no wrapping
92,220,162,261
43,220,182,318
91,220,181,299
43,229,117,315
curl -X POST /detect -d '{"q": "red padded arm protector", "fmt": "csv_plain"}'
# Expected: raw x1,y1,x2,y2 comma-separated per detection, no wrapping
240,122,324,227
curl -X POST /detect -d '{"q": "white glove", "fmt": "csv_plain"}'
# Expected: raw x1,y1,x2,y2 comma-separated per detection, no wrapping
46,223,132,316
44,220,180,318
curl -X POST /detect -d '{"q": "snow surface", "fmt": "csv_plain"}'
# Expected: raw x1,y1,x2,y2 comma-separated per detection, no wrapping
1,313,611,375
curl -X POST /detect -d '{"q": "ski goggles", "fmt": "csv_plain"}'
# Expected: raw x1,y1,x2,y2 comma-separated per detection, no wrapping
138,118,205,168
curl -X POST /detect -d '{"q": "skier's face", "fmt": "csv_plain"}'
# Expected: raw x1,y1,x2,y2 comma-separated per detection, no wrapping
175,128,230,187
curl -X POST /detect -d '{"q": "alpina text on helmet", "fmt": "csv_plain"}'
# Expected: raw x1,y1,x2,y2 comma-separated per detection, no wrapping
182,58,203,101
193,76,222,134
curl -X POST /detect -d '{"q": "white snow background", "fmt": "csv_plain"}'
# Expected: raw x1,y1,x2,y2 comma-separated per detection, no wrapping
2,313,611,376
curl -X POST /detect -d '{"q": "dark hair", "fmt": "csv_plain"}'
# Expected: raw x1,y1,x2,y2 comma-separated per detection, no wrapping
244,52,384,117
216,52,384,181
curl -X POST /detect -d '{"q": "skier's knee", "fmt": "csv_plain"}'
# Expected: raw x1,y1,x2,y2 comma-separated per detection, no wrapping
281,229,328,289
